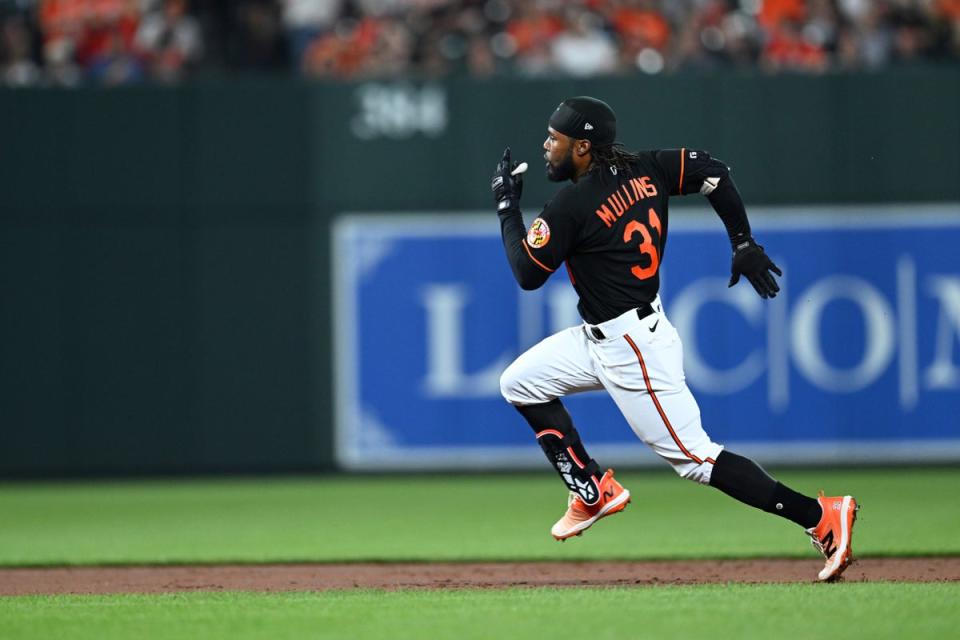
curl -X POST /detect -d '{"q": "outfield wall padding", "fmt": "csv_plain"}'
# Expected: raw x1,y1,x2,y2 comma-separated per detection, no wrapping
1,70,958,475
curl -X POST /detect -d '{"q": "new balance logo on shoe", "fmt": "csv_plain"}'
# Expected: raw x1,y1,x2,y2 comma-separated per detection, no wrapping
550,469,631,541
820,531,837,558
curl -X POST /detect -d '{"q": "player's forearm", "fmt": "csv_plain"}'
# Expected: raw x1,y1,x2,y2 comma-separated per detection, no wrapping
705,172,751,246
499,210,551,290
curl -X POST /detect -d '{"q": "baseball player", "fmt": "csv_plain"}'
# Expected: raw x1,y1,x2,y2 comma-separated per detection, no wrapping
491,96,858,581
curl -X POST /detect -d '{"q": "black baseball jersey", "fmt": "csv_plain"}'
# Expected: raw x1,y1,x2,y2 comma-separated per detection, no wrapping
498,149,750,324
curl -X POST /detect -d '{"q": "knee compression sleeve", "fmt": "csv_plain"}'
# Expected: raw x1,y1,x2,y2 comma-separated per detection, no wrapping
516,400,602,505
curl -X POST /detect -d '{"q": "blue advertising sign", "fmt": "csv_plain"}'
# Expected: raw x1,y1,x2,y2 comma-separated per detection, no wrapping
333,205,960,470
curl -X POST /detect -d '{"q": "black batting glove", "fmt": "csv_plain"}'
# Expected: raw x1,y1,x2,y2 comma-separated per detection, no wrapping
491,147,523,213
728,236,783,299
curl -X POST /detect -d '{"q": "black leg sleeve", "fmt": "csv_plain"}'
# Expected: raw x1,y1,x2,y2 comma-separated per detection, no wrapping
515,399,603,505
710,450,822,529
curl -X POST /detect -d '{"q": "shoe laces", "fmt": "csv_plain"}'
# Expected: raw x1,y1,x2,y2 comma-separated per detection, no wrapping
808,532,827,555
807,523,836,558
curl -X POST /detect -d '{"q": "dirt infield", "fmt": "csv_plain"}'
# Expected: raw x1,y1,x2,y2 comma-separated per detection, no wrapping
1,558,958,595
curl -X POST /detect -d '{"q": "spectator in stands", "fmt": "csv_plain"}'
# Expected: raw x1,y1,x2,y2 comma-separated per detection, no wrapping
550,6,618,76
1,12,42,86
87,24,143,84
228,0,289,70
37,0,83,85
838,0,894,68
506,0,563,58
939,0,960,55
888,6,937,62
301,13,380,77
281,0,341,70
762,19,828,72
2,0,959,86
73,0,139,71
361,16,413,77
667,0,749,73
134,0,202,82
466,32,495,76
608,0,672,66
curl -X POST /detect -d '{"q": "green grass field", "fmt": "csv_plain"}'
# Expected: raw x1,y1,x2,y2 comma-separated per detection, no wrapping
2,583,958,640
1,469,958,565
2,468,958,639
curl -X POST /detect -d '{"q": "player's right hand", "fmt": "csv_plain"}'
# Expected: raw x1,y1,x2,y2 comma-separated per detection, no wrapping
491,147,524,213
728,237,782,298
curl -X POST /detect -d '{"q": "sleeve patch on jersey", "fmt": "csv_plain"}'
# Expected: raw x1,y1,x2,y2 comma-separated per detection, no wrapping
527,218,551,248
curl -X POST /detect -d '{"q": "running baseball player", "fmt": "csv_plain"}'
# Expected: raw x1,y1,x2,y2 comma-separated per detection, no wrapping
491,96,858,581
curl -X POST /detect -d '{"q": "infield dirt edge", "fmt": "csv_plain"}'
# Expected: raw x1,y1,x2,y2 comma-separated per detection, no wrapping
2,557,959,596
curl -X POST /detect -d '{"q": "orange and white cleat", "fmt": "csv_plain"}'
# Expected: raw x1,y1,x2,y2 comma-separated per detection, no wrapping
551,469,631,541
806,492,859,581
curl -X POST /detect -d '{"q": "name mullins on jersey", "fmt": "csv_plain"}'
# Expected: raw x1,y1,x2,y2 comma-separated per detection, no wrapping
595,175,658,228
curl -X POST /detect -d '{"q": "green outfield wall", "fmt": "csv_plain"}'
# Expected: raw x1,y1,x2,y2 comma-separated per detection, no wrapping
1,69,958,476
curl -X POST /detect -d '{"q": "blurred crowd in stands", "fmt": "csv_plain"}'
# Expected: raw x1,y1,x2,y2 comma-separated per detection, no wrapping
1,0,959,86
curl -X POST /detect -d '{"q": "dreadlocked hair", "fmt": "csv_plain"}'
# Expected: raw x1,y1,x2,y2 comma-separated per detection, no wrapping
590,143,642,173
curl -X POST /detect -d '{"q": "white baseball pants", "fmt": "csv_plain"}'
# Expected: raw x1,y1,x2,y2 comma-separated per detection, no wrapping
500,297,723,484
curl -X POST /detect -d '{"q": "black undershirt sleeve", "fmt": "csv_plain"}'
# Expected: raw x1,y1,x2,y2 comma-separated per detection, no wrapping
498,188,580,291
654,148,752,246
498,209,551,290
705,168,752,245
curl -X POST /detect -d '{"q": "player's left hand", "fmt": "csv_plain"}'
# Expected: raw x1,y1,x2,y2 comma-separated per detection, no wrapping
491,147,524,213
728,237,782,298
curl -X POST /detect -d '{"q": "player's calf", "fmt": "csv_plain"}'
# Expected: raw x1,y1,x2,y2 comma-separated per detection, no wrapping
514,399,605,504
709,450,822,528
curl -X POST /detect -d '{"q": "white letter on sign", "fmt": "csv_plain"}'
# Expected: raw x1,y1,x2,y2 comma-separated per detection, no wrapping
670,277,765,393
925,275,960,389
791,276,895,392
421,284,511,397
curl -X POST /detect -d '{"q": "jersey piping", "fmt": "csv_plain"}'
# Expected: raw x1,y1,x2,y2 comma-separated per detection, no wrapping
678,147,686,193
523,239,555,273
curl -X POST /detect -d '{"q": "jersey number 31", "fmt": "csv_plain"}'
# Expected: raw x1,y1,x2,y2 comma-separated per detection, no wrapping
623,207,662,280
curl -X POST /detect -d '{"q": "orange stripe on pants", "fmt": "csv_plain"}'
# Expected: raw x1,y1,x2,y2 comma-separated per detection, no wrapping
623,334,703,465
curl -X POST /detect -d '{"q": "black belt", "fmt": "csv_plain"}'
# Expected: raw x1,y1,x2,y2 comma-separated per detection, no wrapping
589,304,655,340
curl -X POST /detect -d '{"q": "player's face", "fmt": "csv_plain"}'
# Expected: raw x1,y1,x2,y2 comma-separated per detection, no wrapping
544,127,576,182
